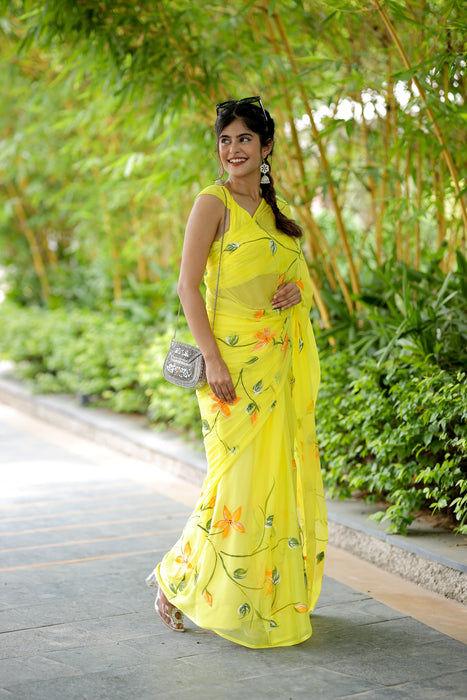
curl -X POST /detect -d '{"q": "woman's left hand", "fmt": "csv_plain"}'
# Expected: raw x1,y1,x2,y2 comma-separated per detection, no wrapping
271,282,302,310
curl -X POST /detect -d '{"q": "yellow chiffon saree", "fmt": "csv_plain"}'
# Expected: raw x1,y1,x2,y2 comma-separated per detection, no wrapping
153,185,327,648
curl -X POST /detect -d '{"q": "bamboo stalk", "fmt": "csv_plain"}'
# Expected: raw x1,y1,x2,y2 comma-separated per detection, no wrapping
414,141,422,268
270,9,361,298
370,0,467,233
403,146,411,264
5,180,50,302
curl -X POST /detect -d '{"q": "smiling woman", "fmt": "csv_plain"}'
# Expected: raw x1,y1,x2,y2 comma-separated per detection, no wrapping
146,97,327,648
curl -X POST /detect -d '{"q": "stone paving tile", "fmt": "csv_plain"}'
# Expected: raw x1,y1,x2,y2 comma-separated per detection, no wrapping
0,627,50,660
341,669,467,700
42,640,149,674
0,655,81,687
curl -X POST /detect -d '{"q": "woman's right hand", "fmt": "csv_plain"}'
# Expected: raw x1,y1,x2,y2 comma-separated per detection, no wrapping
206,356,237,404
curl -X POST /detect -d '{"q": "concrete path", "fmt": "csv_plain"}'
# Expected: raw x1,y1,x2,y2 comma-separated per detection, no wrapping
1,403,466,699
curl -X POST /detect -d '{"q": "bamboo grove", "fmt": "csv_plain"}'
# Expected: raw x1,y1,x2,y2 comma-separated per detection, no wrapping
0,0,466,324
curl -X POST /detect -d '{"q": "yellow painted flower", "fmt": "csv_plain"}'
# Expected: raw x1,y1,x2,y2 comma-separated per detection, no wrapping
214,506,245,538
174,541,193,577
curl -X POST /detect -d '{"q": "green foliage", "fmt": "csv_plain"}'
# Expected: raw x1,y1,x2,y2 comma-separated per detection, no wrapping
315,249,467,370
318,350,467,534
0,302,201,437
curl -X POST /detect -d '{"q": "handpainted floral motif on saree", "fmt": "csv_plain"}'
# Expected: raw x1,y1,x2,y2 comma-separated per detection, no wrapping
152,185,327,648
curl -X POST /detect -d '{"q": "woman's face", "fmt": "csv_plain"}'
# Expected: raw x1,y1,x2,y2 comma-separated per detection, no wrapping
218,118,271,180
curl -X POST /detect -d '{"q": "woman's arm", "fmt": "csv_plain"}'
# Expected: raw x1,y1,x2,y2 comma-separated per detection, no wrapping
177,194,237,404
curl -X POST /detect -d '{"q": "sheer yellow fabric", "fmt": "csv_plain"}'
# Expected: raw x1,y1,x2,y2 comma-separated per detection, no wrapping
154,185,327,648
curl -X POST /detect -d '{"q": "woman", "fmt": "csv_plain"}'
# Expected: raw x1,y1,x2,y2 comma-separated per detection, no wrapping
147,96,327,648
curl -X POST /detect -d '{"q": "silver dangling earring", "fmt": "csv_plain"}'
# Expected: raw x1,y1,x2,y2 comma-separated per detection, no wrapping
260,159,270,184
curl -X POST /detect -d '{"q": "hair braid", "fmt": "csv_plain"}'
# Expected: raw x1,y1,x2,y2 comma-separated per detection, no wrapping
261,161,303,239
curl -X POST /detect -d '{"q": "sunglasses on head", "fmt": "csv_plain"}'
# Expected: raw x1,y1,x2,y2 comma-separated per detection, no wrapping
215,96,267,123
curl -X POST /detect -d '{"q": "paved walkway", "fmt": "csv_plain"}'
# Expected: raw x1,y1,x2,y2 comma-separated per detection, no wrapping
1,402,466,699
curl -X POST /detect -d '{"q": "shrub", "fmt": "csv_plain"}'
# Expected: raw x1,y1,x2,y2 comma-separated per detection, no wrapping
318,350,467,534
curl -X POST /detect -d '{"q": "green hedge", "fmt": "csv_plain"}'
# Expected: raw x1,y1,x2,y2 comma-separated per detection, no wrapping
318,351,467,534
0,301,465,533
0,303,202,438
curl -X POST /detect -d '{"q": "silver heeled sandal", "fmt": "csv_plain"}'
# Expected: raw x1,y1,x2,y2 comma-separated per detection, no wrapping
155,587,185,633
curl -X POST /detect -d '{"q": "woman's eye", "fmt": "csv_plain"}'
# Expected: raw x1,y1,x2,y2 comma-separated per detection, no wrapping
240,137,251,142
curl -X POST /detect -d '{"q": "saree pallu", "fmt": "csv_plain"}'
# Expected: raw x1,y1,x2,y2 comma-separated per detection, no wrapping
153,185,327,648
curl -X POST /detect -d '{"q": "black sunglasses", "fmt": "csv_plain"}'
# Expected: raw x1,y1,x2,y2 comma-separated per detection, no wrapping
215,96,267,123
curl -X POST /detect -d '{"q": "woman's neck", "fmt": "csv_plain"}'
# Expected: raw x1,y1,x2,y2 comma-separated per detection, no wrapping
225,175,262,203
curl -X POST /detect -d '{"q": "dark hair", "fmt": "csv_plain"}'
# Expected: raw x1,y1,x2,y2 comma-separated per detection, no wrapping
215,102,303,239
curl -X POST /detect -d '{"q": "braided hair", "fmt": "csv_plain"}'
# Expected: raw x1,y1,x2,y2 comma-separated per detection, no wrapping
215,102,303,239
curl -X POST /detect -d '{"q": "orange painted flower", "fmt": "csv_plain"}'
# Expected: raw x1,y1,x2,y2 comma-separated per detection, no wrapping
281,333,289,357
307,400,315,412
295,603,308,613
253,327,278,351
174,541,193,577
209,395,240,417
278,272,286,286
203,589,213,607
214,506,245,538
251,408,259,425
254,309,265,319
265,569,274,595
296,279,304,290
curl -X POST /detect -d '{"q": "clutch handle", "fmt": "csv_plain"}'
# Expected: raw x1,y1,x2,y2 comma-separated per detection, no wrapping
174,186,228,339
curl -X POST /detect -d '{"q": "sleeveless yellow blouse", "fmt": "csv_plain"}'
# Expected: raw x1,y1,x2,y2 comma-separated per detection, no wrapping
154,185,327,648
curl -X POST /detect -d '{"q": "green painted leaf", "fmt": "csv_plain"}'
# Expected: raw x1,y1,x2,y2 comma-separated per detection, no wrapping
245,402,256,414
272,568,281,585
178,579,187,592
201,419,210,435
233,567,247,580
169,583,177,594
288,537,300,549
246,356,259,364
265,515,274,528
316,551,325,564
226,242,240,252
238,603,251,618
298,338,303,352
253,379,263,394
225,334,239,345
269,619,278,629
206,518,212,531
270,239,277,255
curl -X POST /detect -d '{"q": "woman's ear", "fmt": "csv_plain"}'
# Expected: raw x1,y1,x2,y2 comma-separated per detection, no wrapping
262,138,273,159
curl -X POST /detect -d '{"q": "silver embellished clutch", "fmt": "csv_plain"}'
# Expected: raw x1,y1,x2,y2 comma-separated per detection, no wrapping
162,187,228,391
162,340,206,390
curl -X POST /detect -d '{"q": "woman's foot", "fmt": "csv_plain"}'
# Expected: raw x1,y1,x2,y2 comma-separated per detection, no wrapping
155,587,185,632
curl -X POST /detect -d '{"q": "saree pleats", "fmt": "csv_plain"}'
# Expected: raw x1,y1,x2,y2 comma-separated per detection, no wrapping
154,185,327,648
